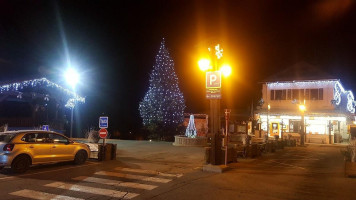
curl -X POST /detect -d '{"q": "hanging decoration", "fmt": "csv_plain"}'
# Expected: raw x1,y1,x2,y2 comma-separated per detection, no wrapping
0,77,85,108
17,92,23,99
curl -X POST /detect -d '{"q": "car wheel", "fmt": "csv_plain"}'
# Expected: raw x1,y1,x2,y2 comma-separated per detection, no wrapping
74,150,87,165
11,155,30,173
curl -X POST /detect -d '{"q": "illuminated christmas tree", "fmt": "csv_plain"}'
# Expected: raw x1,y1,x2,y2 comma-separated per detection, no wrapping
139,39,185,139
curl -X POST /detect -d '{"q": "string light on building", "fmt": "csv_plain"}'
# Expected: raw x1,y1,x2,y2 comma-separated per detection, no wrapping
266,79,355,113
0,78,85,104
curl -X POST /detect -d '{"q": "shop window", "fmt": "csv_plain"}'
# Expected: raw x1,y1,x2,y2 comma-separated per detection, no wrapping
272,123,278,134
289,120,301,133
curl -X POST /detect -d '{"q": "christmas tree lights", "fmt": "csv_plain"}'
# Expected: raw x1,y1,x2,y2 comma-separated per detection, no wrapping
139,39,186,129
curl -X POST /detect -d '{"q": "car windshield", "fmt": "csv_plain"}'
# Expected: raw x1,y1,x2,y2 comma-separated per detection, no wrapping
0,133,16,143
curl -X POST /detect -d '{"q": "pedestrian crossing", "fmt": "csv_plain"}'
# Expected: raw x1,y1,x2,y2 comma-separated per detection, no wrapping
9,167,183,200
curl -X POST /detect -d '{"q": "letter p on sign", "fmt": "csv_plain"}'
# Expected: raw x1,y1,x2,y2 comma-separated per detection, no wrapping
206,71,221,88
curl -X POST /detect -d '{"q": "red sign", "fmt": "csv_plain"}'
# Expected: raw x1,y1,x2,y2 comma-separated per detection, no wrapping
99,128,108,139
206,71,221,88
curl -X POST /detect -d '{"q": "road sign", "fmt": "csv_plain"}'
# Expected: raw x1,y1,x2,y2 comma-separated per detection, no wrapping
206,71,221,88
206,71,222,99
206,88,221,99
42,125,49,131
99,128,108,139
99,116,109,128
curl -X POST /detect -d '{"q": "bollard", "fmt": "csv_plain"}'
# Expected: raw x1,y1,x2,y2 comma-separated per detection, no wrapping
98,143,117,161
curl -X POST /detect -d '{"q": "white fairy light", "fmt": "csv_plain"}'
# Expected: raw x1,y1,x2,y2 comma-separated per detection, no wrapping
0,77,85,106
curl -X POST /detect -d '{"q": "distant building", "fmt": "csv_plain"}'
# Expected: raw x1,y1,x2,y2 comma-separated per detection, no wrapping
255,62,356,143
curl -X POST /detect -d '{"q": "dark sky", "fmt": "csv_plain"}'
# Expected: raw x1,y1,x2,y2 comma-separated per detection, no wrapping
1,0,356,134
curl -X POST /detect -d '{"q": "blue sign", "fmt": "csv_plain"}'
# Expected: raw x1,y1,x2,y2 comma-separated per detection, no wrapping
99,116,109,128
42,125,49,131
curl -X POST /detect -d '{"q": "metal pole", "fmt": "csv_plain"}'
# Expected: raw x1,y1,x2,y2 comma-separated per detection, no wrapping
329,121,332,144
210,99,220,165
300,112,305,146
267,108,269,140
70,107,74,138
224,109,230,166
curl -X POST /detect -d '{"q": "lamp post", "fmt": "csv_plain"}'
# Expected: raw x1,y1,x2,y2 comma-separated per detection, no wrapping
198,44,231,165
299,104,306,146
65,68,79,138
224,109,231,166
267,104,270,140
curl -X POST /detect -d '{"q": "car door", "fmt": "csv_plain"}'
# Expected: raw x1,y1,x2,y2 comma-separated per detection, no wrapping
22,132,55,164
48,133,76,161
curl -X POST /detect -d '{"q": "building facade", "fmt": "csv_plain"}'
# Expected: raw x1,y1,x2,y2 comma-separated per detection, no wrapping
256,79,355,143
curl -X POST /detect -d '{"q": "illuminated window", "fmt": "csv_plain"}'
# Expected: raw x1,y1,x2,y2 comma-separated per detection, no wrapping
289,120,301,132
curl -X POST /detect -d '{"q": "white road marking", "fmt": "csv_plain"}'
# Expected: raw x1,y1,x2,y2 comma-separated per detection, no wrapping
73,176,157,190
9,189,84,200
0,162,99,181
115,167,183,178
95,171,172,183
45,182,139,199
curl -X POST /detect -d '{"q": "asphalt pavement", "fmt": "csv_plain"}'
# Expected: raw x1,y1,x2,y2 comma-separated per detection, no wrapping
0,140,355,200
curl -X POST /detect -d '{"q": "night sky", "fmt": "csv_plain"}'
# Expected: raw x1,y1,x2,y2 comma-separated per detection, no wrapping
1,0,356,135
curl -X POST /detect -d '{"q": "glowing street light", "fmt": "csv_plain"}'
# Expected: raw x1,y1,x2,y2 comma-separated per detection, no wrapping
299,104,306,112
220,64,232,77
65,68,79,88
65,68,80,139
198,59,211,71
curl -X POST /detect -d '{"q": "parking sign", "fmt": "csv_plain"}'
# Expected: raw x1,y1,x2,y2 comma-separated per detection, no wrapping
99,116,109,128
206,71,221,88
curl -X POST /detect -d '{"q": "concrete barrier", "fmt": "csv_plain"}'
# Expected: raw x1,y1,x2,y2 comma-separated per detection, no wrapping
173,135,208,147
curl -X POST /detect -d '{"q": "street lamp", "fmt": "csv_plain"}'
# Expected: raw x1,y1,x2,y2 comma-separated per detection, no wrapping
299,104,306,146
198,44,231,165
65,68,80,138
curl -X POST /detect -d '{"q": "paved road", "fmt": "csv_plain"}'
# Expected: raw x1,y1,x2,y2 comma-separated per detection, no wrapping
142,144,356,200
0,141,355,200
